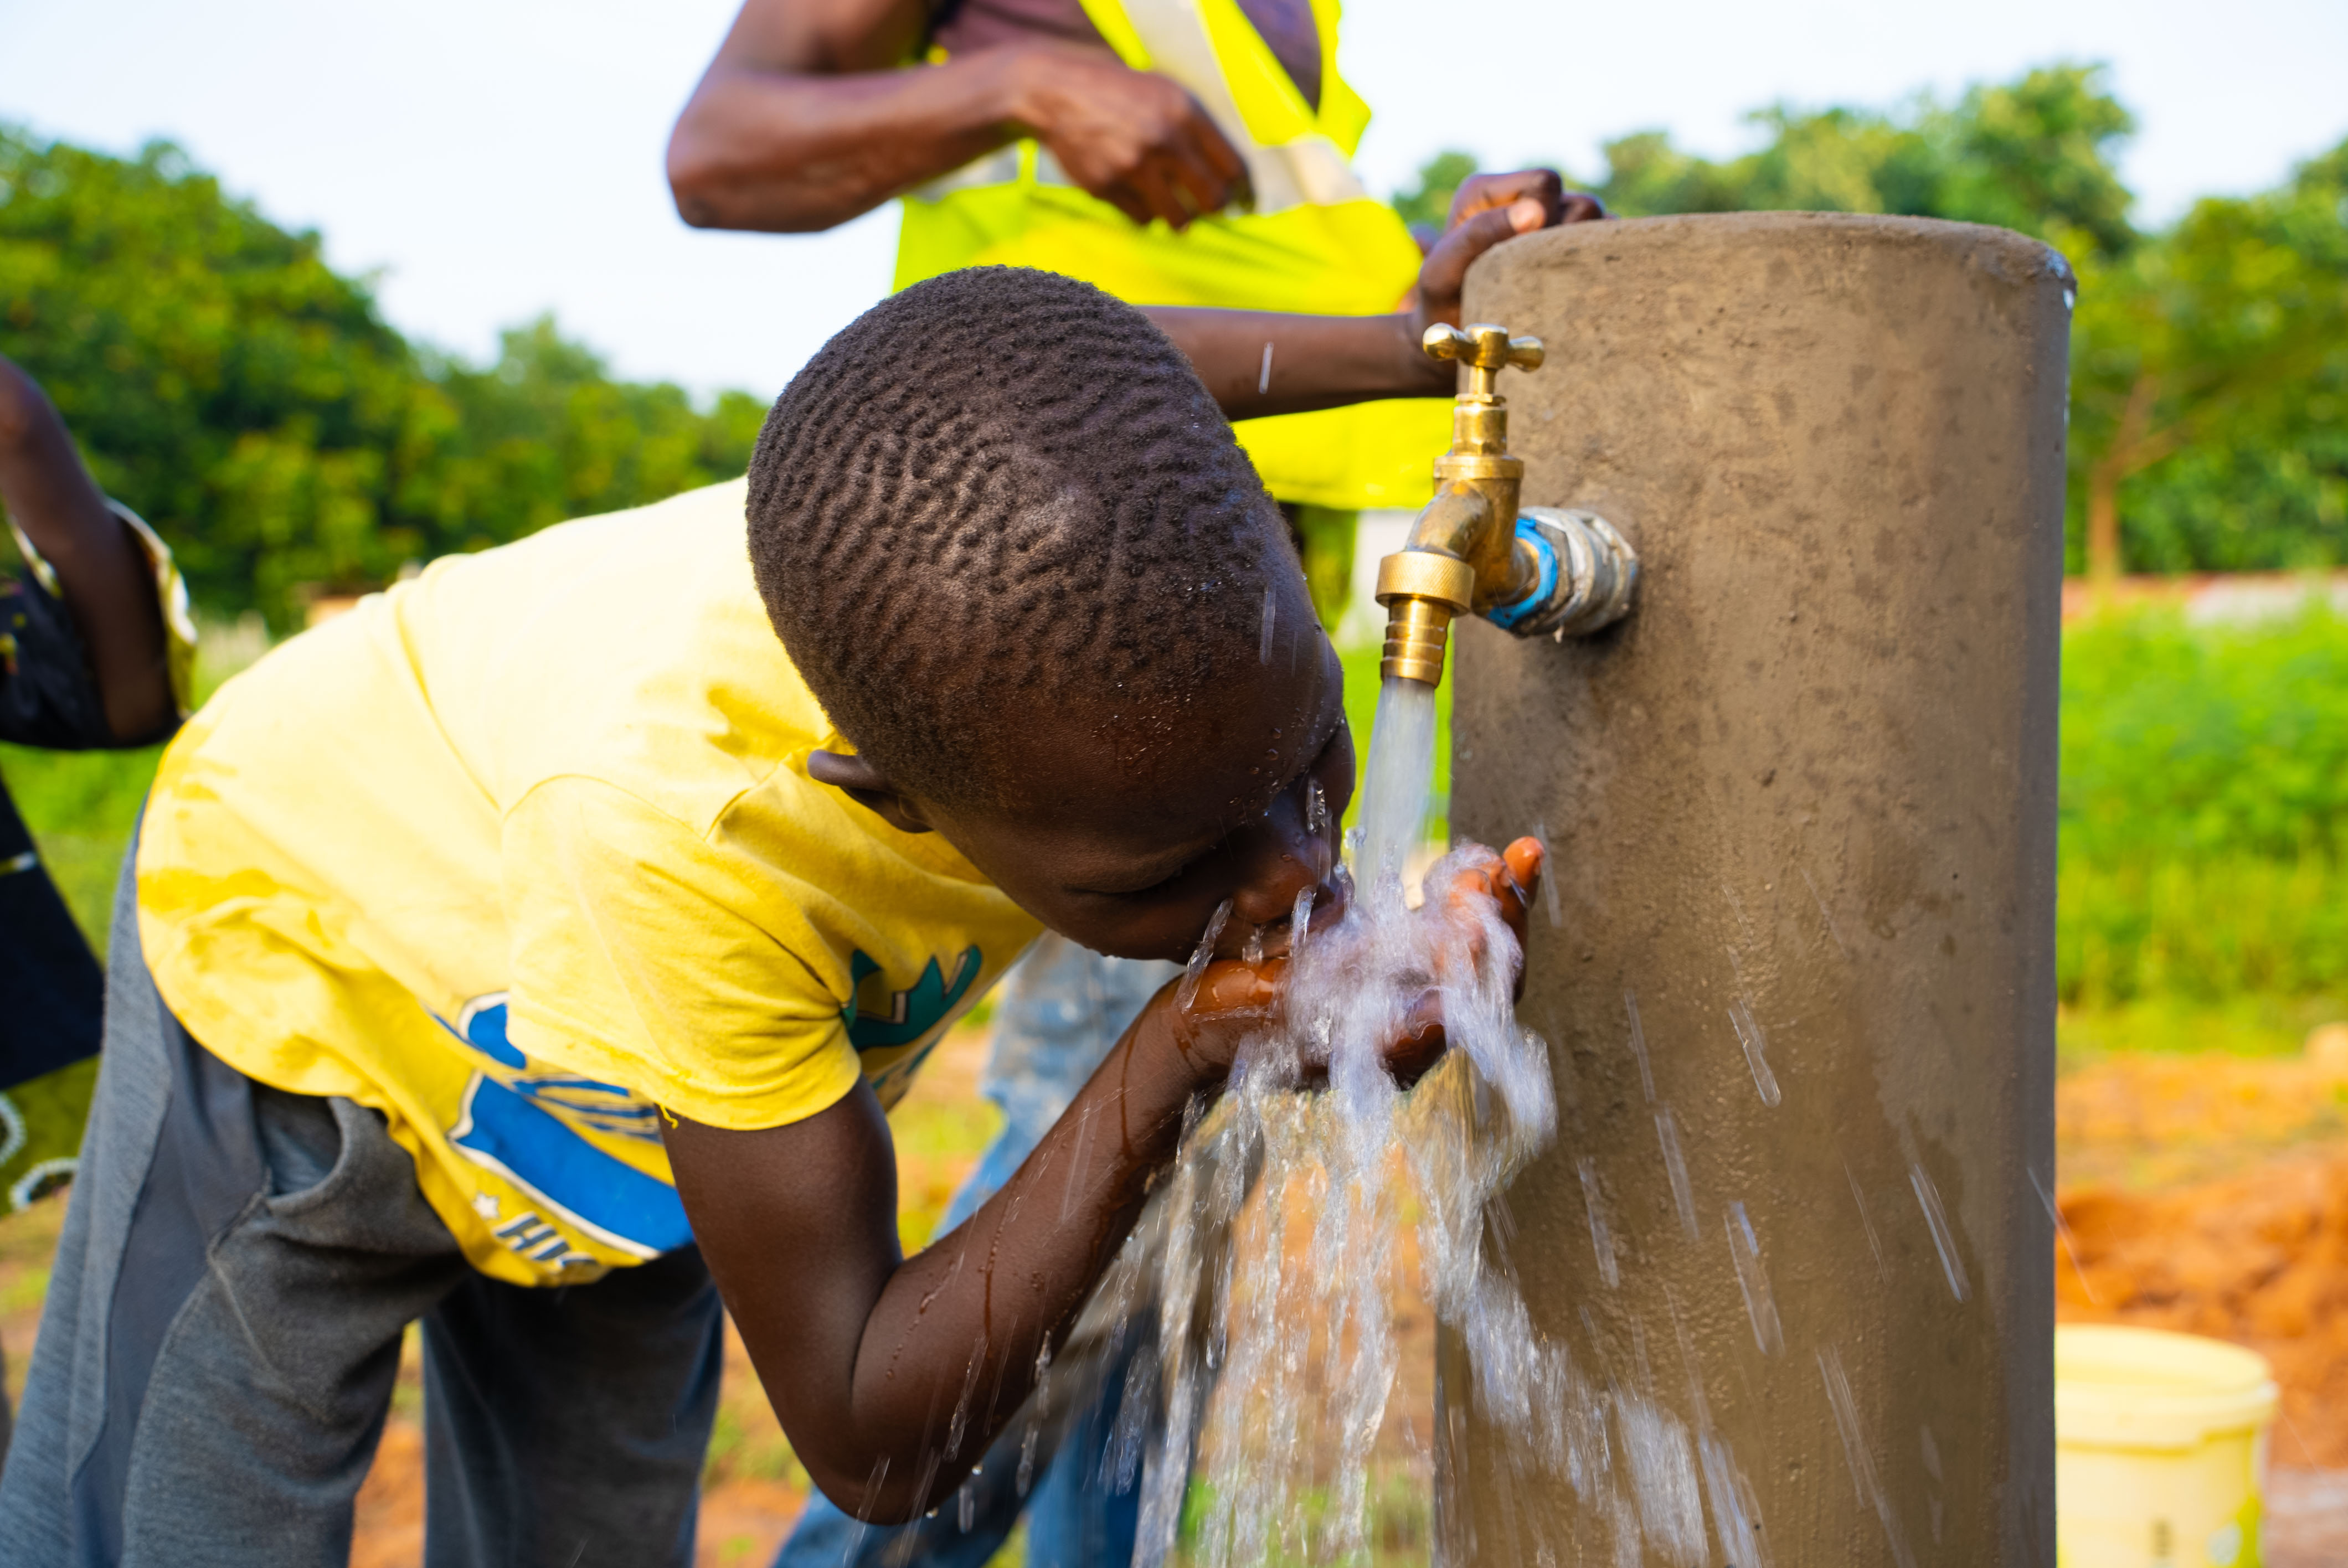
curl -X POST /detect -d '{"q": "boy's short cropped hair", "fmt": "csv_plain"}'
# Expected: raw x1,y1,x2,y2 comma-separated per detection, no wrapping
746,266,1286,808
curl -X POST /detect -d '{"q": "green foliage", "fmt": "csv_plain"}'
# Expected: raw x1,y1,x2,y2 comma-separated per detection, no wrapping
0,127,763,627
1397,64,2347,577
2068,142,2348,575
2058,602,2348,1005
1584,64,2140,260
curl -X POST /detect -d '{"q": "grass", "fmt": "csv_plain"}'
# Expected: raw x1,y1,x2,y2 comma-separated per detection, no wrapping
9,603,2348,1054
2056,995,2347,1072
2056,599,2348,1012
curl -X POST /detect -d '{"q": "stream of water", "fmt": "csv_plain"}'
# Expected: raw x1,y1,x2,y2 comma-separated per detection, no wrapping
1058,673,1779,1567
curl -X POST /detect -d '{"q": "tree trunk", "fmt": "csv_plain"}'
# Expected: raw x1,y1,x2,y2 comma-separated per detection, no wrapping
2084,371,2163,582
2085,460,2122,581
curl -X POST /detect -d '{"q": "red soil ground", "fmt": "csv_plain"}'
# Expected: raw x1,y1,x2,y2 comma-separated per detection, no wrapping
9,1031,2348,1564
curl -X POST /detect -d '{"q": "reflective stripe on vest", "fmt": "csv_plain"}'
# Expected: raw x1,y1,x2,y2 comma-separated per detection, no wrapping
895,0,1448,511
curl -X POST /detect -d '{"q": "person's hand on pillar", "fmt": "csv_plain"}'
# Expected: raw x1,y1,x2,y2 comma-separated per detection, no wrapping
1409,170,1610,336
0,353,174,742
667,0,1247,234
1147,178,1604,421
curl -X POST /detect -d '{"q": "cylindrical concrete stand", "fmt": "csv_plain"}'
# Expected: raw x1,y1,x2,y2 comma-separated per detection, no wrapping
1448,214,2070,1566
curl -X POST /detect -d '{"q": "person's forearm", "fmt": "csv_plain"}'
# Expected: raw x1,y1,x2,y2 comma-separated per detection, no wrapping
682,976,1257,1523
0,364,172,741
1147,308,1455,421
671,48,1039,233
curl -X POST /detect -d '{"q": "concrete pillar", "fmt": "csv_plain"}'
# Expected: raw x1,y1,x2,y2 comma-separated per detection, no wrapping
1447,214,2069,1566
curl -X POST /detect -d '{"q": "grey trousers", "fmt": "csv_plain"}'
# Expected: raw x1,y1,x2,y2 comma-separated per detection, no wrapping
0,857,724,1567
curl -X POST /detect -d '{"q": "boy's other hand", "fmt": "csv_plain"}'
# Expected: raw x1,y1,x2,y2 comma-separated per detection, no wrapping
1383,835,1544,1080
1446,835,1542,991
1412,169,1609,336
1163,836,1543,1090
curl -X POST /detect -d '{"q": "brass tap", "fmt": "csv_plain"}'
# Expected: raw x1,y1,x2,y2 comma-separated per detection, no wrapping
1375,323,1547,685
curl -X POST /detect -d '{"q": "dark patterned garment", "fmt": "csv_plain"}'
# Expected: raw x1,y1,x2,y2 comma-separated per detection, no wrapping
932,0,1322,110
0,565,111,1094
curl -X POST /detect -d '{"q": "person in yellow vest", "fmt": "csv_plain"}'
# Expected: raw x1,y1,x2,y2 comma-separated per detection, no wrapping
668,0,1603,608
668,8,1602,1565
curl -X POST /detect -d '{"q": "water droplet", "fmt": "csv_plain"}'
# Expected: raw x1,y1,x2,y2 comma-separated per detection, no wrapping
1728,997,1780,1106
1845,1160,1886,1280
1818,1345,1919,1568
1657,1107,1698,1240
1579,1157,1621,1288
1176,900,1233,1012
1625,989,1657,1103
1909,1162,1970,1302
1259,584,1276,664
1799,865,1849,958
2030,1164,2097,1304
1533,819,1564,929
1724,1201,1783,1355
1616,1388,1707,1566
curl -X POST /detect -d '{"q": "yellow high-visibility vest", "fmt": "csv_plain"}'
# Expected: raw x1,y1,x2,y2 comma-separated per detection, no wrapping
894,0,1448,511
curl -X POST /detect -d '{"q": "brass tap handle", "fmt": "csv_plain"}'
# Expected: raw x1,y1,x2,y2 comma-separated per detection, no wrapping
1422,322,1544,401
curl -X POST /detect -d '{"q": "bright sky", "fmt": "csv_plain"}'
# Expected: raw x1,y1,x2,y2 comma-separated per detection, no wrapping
3,0,2343,399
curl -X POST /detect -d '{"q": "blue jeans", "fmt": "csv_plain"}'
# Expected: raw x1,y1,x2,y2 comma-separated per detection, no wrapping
774,936,1181,1568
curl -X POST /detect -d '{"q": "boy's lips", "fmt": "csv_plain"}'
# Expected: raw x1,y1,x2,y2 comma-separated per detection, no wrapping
1216,879,1349,961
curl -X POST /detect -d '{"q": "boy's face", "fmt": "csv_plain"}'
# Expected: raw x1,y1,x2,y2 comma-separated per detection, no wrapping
818,594,1355,963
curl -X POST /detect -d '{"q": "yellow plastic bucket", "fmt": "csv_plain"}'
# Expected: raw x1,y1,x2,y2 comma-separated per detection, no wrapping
2056,1324,2279,1567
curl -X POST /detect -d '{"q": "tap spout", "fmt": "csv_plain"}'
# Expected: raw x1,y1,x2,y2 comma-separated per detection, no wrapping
1377,323,1546,687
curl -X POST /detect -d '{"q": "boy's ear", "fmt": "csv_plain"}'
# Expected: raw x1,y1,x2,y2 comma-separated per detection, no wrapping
809,750,935,835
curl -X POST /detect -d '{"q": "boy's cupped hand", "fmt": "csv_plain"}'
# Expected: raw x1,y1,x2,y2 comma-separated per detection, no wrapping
1167,835,1544,1090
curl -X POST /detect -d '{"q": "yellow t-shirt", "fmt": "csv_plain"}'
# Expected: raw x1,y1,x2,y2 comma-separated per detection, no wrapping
137,479,1042,1285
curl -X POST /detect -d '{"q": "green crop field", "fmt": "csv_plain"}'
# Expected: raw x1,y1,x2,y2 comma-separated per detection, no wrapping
9,600,2346,1060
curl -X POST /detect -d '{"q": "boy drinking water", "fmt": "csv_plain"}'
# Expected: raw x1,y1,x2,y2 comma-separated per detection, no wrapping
0,239,1546,1565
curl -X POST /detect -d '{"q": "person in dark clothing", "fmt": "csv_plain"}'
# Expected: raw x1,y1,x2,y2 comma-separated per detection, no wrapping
0,351,192,1456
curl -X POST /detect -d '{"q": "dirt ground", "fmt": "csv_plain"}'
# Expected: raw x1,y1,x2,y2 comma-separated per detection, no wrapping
2054,1045,2348,1564
7,1028,2348,1563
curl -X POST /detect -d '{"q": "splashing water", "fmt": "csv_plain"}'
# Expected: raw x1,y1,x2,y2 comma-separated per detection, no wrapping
1034,673,1779,1567
1724,1200,1784,1356
1656,1107,1699,1241
1909,1163,1971,1302
1819,1345,1919,1568
1578,1157,1622,1289
1728,996,1781,1107
1352,676,1440,894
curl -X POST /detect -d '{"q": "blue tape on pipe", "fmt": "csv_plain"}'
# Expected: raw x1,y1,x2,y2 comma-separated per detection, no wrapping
1484,517,1557,631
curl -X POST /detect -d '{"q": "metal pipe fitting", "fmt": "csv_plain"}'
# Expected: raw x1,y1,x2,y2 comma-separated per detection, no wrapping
1376,322,1639,685
1483,508,1640,641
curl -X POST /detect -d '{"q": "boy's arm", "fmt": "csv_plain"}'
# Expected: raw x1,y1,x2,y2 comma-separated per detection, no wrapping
666,844,1541,1525
0,354,174,742
1144,171,1608,422
668,0,1243,234
664,963,1272,1523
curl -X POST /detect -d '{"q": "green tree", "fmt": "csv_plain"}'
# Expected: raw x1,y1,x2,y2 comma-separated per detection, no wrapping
2068,142,2348,576
1585,63,2138,260
0,127,764,626
1402,62,2346,577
